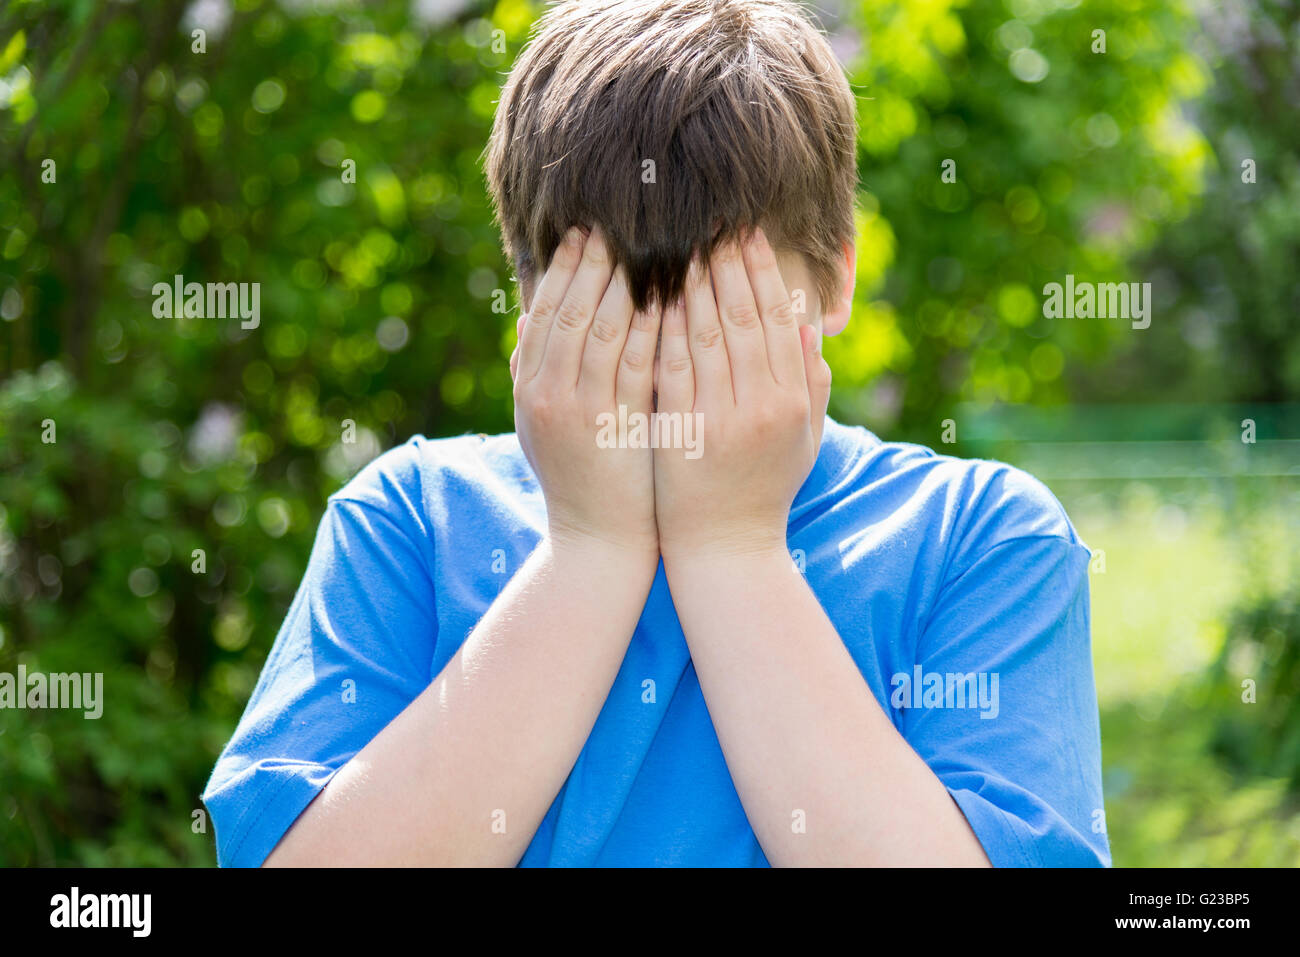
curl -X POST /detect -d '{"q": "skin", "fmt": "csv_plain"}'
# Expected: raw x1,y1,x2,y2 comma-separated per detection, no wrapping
264,226,659,866
653,229,991,866
264,223,990,866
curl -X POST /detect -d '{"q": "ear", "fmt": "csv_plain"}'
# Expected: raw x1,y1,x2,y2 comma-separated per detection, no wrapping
822,240,856,337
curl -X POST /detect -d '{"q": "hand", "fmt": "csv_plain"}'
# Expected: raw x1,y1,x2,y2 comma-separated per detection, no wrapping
653,228,831,561
511,225,661,559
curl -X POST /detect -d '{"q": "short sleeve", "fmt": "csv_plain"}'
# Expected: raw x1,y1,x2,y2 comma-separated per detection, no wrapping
902,533,1110,867
201,497,437,867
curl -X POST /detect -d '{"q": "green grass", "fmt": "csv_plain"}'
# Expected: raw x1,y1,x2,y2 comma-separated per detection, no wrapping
1056,479,1300,866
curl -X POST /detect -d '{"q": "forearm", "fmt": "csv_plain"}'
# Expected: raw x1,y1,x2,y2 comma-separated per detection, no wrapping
664,546,990,867
265,536,656,866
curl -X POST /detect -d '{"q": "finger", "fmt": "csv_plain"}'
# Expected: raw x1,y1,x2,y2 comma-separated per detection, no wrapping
684,257,734,409
800,325,832,451
616,302,662,412
539,224,615,388
709,236,771,399
518,226,585,382
656,297,693,415
579,264,636,400
743,227,804,387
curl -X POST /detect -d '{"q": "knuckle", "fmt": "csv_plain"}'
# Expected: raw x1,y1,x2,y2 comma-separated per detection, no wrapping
554,230,584,266
724,303,761,329
525,389,561,423
665,355,693,375
620,349,648,373
751,406,780,432
750,242,779,271
582,239,610,268
555,298,589,332
693,326,725,351
753,399,802,434
529,296,560,323
713,242,742,266
767,299,796,326
589,316,621,344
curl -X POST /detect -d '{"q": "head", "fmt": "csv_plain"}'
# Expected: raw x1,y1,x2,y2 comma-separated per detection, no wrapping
486,0,858,346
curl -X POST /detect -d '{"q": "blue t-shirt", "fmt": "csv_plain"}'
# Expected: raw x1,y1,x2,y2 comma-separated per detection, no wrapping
202,416,1110,867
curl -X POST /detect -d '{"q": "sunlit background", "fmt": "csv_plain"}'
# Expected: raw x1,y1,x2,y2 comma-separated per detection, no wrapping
1,0,1297,865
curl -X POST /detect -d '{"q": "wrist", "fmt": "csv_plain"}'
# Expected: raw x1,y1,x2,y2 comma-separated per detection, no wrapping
661,541,802,616
547,524,660,576
659,528,790,570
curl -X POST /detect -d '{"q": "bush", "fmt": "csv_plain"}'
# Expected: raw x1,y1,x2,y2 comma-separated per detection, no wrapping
1210,588,1300,789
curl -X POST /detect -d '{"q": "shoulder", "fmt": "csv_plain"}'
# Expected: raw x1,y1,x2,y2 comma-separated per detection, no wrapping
324,430,530,530
822,419,1089,566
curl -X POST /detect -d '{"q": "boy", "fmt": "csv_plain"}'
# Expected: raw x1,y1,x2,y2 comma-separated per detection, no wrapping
203,0,1109,867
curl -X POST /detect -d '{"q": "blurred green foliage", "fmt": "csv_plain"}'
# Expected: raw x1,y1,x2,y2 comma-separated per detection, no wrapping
2,0,527,866
0,0,1296,865
828,0,1213,429
1066,477,1300,865
1211,589,1300,789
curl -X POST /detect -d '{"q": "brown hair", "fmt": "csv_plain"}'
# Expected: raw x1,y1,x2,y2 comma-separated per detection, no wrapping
485,0,858,313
